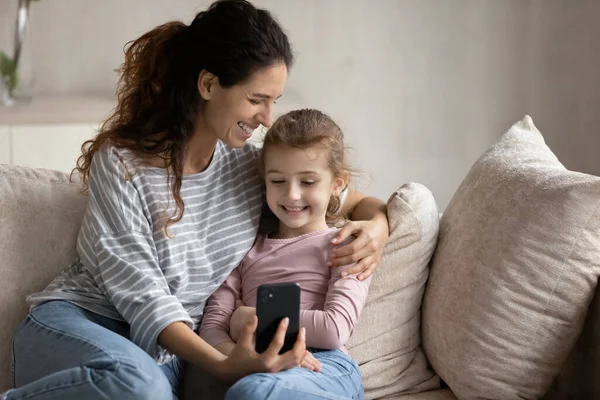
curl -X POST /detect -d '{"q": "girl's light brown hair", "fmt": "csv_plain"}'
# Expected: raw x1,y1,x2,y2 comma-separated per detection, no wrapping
259,108,352,222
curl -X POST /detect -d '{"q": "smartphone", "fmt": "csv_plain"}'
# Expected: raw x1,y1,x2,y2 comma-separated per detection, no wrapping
255,282,301,354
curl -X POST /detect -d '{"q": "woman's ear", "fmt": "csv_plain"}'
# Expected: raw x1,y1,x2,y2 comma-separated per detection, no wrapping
197,69,218,101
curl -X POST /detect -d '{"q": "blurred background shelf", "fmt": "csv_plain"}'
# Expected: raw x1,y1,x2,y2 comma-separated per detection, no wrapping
0,96,115,173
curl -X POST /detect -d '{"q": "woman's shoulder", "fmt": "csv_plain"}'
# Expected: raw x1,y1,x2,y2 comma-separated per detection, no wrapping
244,141,261,158
220,141,261,163
87,145,144,186
90,144,125,165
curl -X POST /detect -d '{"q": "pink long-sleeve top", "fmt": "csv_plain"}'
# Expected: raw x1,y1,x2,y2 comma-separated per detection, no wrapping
199,228,372,350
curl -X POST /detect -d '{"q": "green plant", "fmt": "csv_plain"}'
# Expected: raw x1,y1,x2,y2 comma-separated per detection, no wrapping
1,0,41,93
0,50,18,89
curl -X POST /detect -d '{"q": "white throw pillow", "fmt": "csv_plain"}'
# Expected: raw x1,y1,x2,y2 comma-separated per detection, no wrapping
422,115,600,399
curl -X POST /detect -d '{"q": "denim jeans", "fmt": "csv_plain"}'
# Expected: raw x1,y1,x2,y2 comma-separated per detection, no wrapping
225,349,364,400
6,300,183,400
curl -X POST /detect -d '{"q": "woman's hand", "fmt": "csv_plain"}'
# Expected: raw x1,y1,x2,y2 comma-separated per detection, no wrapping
229,306,319,372
230,306,256,343
216,315,306,381
330,216,389,280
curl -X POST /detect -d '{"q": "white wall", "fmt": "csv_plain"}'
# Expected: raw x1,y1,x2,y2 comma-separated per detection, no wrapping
0,0,597,209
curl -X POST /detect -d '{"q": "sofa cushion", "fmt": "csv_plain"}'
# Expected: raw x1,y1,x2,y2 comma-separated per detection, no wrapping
392,389,457,400
422,115,600,399
0,165,87,392
345,182,441,399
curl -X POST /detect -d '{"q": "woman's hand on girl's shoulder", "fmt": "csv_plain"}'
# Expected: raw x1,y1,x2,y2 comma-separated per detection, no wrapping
329,216,389,280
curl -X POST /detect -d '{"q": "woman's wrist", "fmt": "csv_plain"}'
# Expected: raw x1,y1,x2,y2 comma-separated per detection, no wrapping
215,340,236,357
352,196,387,223
186,336,228,371
158,321,227,370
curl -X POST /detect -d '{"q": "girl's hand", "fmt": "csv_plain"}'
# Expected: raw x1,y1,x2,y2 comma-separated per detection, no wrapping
216,315,306,381
230,306,256,343
299,350,322,372
330,217,389,280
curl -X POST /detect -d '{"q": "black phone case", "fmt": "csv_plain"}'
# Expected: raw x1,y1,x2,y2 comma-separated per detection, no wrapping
255,282,301,354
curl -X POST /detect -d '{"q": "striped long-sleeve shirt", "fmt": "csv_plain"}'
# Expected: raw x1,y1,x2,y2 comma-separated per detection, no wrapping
27,141,264,363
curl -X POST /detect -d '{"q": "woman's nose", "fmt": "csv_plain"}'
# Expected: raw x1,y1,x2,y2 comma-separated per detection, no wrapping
256,107,273,128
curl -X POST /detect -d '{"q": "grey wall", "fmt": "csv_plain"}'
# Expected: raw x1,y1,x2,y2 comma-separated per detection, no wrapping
0,0,597,208
527,0,600,178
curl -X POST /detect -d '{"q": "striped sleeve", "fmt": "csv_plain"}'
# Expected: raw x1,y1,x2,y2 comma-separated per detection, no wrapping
78,148,193,358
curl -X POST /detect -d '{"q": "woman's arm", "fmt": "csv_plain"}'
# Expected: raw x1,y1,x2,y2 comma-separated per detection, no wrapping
159,315,306,381
159,322,227,368
332,189,389,279
160,265,307,380
81,149,196,358
86,150,304,381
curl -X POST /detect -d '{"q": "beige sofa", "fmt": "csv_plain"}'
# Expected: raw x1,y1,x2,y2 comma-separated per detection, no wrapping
1,115,599,399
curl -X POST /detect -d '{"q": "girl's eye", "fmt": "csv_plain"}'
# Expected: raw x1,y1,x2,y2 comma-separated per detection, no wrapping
302,181,316,186
270,180,284,184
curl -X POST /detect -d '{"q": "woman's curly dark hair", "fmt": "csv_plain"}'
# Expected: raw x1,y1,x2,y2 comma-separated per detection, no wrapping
74,0,293,234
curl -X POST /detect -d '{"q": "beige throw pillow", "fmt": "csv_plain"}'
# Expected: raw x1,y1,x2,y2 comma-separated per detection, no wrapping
422,115,600,399
346,182,441,399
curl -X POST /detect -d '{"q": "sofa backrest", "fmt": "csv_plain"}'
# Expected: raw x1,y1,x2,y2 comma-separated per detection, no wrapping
1,162,599,398
0,165,88,391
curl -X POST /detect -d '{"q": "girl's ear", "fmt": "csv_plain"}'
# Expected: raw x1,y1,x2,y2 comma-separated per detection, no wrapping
332,172,349,196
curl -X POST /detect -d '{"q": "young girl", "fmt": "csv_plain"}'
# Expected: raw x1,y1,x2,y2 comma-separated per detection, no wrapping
199,109,371,400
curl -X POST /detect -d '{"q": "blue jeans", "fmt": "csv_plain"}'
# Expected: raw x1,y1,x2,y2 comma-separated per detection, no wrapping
225,349,364,400
6,300,183,400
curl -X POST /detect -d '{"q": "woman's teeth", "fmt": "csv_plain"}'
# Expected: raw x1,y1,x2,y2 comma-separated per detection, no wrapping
238,122,253,135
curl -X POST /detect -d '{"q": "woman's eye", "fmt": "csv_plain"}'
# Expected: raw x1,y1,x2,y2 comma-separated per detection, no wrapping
302,181,316,186
270,180,284,184
249,99,261,105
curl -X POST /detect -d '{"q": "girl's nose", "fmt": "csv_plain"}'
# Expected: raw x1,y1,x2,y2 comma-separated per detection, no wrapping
286,184,301,200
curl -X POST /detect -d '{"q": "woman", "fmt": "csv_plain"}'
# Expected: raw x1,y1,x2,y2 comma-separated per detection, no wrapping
4,1,388,400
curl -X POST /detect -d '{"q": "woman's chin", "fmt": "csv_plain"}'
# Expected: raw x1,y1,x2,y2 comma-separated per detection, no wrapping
222,136,249,149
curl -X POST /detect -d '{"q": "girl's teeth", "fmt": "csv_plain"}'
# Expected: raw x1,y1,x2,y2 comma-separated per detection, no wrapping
284,206,305,212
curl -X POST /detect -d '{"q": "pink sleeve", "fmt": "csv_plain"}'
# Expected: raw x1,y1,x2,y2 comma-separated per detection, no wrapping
300,264,372,349
198,266,242,347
